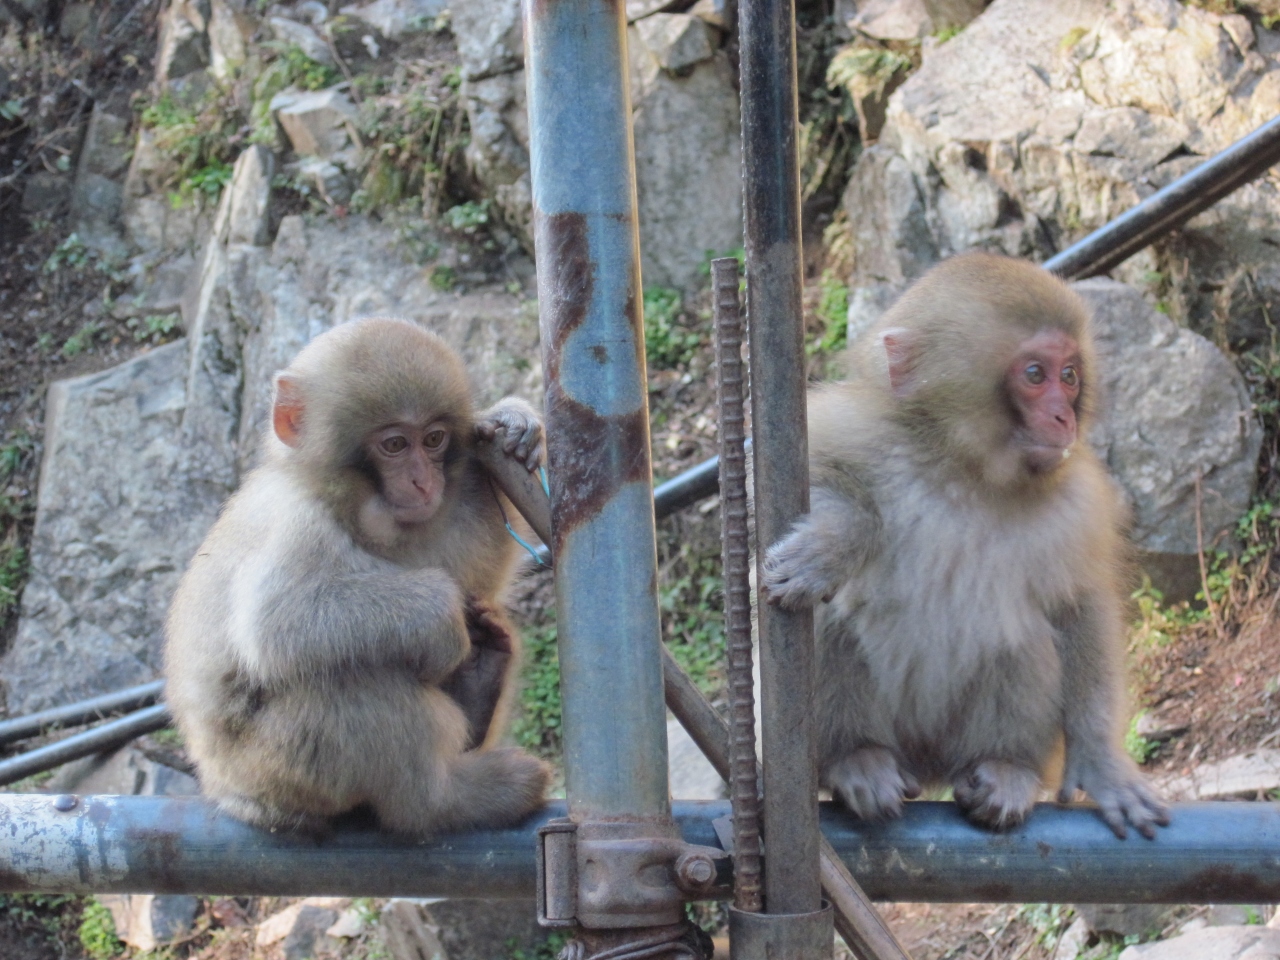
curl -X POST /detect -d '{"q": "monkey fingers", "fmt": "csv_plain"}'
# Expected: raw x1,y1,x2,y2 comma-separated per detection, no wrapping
953,760,1040,831
475,403,544,472
761,529,843,609
464,598,515,653
826,747,919,822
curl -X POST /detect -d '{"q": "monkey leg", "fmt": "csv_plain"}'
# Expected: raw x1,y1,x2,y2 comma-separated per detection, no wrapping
952,760,1041,830
824,746,921,821
369,686,551,836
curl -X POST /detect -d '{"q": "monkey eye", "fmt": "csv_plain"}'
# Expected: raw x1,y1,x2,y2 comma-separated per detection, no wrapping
1024,363,1047,385
424,429,448,449
380,436,409,455
1061,365,1079,388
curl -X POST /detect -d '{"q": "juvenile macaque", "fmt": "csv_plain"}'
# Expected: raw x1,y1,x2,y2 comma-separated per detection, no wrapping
762,253,1169,839
165,318,550,835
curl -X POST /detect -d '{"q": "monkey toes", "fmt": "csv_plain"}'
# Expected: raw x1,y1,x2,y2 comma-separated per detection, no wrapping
1059,764,1171,840
827,747,920,821
953,760,1040,831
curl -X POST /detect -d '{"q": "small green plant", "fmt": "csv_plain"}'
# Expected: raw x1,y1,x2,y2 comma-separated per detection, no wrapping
643,287,702,370
1059,26,1089,51
148,727,185,748
826,45,913,100
127,313,182,343
0,432,32,481
443,200,490,235
61,321,102,358
430,265,458,291
0,536,28,618
514,621,562,757
79,898,124,960
44,233,90,273
0,99,24,122
933,24,962,42
1125,711,1157,765
659,543,726,695
808,269,849,356
173,160,233,205
138,88,243,206
1130,577,1205,649
508,930,571,960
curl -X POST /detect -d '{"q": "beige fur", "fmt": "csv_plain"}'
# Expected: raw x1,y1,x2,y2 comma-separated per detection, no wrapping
763,254,1168,839
165,318,550,836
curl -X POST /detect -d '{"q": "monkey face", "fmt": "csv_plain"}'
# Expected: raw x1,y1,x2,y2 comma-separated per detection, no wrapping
363,418,453,524
1005,328,1082,475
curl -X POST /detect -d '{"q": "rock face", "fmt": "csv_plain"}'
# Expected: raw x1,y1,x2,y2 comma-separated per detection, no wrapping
451,0,742,291
0,341,231,713
841,0,1271,567
843,0,1280,346
1076,279,1260,559
1,169,543,712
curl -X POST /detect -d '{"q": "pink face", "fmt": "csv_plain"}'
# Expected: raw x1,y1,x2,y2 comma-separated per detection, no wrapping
1006,328,1082,474
365,419,452,524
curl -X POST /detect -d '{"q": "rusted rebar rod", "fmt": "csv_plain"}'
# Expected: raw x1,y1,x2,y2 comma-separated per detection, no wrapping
711,257,763,914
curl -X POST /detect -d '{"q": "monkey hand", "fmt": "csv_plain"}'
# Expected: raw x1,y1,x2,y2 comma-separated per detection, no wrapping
476,398,544,472
826,747,920,821
440,599,515,750
1058,753,1171,840
761,524,846,609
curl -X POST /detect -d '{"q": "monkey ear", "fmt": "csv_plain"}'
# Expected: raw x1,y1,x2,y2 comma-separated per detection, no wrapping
273,375,305,448
879,327,918,398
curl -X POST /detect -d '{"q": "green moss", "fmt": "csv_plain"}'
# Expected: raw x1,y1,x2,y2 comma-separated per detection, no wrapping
78,899,124,960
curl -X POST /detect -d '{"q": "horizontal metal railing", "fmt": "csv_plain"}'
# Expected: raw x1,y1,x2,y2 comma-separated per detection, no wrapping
2,794,1276,904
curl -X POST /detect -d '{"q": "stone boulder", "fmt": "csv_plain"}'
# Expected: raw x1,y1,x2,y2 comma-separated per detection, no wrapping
842,0,1280,346
451,0,743,291
1076,279,1260,561
1118,926,1280,960
0,340,233,714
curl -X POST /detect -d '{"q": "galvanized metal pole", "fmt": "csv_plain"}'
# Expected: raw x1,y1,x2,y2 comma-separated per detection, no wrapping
523,0,707,950
525,0,666,828
737,0,826,941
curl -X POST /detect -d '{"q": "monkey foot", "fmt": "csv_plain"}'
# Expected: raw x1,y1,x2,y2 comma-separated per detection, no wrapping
953,760,1040,831
826,747,921,821
217,794,333,837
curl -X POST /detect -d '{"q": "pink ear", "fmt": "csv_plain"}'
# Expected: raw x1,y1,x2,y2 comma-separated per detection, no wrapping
272,375,305,448
879,327,916,397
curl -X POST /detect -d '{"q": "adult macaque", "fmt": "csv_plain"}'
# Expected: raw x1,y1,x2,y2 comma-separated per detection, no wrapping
762,253,1169,839
165,318,550,835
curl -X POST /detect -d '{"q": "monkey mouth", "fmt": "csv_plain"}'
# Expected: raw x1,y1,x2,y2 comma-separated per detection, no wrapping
1022,444,1072,474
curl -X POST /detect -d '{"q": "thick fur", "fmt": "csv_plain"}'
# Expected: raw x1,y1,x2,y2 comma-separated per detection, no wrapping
165,318,549,836
763,253,1168,838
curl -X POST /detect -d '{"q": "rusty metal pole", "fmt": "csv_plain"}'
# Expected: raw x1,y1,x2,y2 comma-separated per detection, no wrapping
736,0,831,954
710,259,764,915
522,1,716,955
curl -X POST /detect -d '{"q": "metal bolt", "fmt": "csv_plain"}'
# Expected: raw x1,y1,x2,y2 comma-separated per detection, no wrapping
675,851,716,892
52,795,78,812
